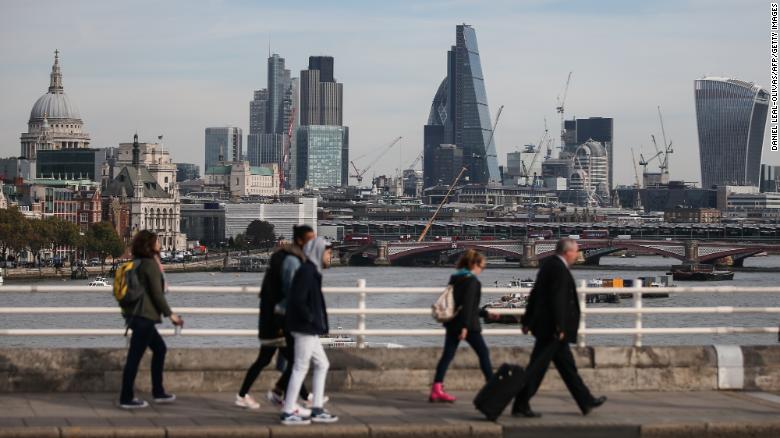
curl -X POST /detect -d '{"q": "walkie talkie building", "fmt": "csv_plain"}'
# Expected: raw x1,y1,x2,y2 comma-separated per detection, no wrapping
694,77,768,188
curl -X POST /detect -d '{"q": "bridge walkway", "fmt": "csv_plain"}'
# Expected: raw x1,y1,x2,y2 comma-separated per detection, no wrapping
1,390,779,437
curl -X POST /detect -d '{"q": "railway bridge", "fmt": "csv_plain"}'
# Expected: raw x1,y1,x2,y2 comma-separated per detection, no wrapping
377,239,779,267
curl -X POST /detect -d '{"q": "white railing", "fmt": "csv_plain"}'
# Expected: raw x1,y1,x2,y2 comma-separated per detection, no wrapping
0,280,778,348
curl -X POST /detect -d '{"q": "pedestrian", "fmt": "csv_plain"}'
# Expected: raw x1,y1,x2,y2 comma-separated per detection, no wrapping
512,238,607,417
118,230,183,409
430,249,497,403
236,225,317,411
280,237,338,425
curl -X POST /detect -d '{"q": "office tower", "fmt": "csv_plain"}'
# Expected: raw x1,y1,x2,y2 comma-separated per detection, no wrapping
267,54,291,134
296,55,348,188
204,127,242,170
249,89,268,136
176,163,200,182
695,77,769,188
562,117,614,189
423,24,500,187
300,69,321,126
308,56,334,82
432,144,464,186
296,126,349,188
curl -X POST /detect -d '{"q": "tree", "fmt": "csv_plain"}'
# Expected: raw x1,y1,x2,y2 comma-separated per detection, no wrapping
245,220,276,248
27,218,55,267
230,233,249,250
47,217,81,264
0,207,29,261
86,221,125,267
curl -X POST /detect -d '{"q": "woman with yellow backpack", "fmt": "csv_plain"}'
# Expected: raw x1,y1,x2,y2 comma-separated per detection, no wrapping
115,230,183,409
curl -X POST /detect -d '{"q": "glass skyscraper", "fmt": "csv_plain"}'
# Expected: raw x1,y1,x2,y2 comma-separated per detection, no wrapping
296,125,348,188
423,24,500,187
695,77,768,188
204,127,242,171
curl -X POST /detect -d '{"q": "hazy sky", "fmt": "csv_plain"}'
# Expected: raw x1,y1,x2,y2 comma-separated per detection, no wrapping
0,0,773,186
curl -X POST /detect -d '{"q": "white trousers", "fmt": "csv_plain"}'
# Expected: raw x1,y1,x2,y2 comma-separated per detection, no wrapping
283,332,330,413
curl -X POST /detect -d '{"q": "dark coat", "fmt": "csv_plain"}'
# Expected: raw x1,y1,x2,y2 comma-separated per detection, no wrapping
285,260,329,336
122,258,171,324
259,245,305,339
444,272,486,334
521,256,580,343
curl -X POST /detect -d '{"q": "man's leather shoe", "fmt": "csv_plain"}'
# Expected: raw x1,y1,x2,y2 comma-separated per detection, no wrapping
511,407,542,418
581,396,607,416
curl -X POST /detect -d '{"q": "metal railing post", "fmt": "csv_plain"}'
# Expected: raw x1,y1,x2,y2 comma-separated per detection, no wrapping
633,279,643,347
356,279,366,348
578,279,587,347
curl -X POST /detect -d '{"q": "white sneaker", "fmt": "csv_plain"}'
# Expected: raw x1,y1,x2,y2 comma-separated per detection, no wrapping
303,393,330,408
235,394,260,409
293,404,311,418
267,390,283,407
280,411,311,426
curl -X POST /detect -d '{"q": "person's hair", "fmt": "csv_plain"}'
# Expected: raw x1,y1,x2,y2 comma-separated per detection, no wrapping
555,238,578,255
456,249,486,270
131,230,159,258
292,225,314,241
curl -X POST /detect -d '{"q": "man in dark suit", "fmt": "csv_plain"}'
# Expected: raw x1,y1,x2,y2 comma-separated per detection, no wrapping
513,238,607,417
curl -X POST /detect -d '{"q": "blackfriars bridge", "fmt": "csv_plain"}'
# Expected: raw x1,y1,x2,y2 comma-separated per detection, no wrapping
373,239,779,267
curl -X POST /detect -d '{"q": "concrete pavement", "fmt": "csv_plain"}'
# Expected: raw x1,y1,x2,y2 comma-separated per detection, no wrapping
0,390,779,437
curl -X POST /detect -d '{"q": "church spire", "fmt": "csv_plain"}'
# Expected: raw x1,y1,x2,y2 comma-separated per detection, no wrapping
132,133,140,167
48,49,63,93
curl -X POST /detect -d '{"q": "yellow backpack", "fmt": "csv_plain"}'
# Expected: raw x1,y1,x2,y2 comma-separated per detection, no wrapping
113,259,144,310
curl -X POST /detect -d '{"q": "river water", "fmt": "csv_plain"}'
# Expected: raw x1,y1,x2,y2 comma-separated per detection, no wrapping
1,256,778,348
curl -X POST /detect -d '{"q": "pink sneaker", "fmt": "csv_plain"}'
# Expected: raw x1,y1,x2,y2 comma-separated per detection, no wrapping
429,383,456,403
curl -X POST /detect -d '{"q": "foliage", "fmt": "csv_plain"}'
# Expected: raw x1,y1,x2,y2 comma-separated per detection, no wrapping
86,221,125,263
0,208,30,258
230,233,249,250
245,220,276,248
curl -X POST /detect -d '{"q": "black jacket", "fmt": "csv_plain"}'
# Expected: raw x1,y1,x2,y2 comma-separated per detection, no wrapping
259,245,305,339
285,260,329,336
521,256,580,343
444,272,486,334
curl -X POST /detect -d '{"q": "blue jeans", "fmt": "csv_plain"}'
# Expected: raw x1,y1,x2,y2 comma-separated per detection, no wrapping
434,330,493,383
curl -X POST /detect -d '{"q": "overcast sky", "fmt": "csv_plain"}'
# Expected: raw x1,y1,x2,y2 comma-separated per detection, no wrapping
0,0,773,186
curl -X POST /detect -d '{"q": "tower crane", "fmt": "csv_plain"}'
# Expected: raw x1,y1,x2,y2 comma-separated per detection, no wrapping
556,71,573,152
656,105,673,176
349,136,402,184
630,148,641,188
417,166,467,242
407,152,423,170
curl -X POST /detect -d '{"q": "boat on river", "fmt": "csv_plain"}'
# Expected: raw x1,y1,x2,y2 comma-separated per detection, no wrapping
668,264,734,281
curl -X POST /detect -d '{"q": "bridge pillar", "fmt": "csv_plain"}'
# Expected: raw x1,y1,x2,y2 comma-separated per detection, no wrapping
375,241,391,266
520,239,538,268
684,240,699,264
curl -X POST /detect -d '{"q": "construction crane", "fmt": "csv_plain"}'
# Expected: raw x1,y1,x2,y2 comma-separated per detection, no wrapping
484,105,504,158
556,71,573,152
349,136,403,184
656,105,674,175
522,121,548,184
417,166,467,242
630,148,641,188
407,152,423,170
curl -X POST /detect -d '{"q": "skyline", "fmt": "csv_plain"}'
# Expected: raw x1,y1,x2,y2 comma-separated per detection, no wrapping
0,0,772,187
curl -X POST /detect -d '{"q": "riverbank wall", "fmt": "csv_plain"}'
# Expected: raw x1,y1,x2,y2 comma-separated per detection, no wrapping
1,346,777,393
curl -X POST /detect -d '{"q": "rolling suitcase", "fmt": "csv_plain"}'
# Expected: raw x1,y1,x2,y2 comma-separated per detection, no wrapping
473,363,526,421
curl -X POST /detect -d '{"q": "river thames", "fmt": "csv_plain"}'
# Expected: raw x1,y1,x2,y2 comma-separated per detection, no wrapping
1,255,778,348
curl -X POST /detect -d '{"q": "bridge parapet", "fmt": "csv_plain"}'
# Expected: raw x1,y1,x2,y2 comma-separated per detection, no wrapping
1,346,778,393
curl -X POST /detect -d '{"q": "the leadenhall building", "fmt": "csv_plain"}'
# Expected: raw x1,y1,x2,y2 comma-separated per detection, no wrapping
20,50,91,159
